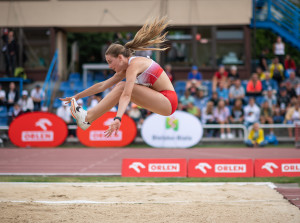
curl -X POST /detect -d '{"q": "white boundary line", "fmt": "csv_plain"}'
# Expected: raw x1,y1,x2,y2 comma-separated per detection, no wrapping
0,182,277,189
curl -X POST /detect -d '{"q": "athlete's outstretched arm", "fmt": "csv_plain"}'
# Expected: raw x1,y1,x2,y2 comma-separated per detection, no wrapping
60,72,125,104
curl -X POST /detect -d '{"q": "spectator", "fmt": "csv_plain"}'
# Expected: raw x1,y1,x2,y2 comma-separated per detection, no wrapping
264,90,277,110
194,90,207,110
8,103,23,125
88,94,102,110
213,100,233,139
244,97,260,128
260,100,274,133
212,65,228,91
229,99,244,137
228,65,239,85
269,57,284,85
18,90,34,112
187,101,201,119
246,73,262,97
285,100,300,137
31,84,45,111
261,72,278,94
0,84,6,106
187,80,200,97
56,101,75,137
256,66,266,80
216,81,229,104
284,71,300,88
209,91,219,106
187,65,202,89
273,36,285,65
259,48,269,71
284,54,296,78
245,122,267,147
273,106,284,124
229,79,245,105
3,30,17,76
179,90,195,110
77,98,87,110
277,87,290,116
285,82,297,99
6,82,19,111
127,103,142,124
164,64,174,83
202,101,216,137
177,101,185,111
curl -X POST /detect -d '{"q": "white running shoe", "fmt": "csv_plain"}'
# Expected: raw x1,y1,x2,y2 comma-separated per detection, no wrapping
70,98,91,130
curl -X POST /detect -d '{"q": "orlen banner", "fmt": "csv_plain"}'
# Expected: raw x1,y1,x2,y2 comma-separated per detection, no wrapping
122,159,187,177
9,112,68,147
77,112,136,147
255,159,300,177
188,159,254,178
141,111,203,148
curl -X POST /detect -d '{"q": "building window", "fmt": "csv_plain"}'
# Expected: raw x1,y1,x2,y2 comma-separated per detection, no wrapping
216,42,244,66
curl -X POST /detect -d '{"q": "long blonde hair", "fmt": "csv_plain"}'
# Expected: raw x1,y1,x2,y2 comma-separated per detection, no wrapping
105,17,169,58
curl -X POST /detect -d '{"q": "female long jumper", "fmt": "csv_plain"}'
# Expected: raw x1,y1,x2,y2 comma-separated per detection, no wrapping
60,17,178,137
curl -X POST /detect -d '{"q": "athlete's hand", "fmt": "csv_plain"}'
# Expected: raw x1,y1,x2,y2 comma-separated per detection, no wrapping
59,96,76,105
104,119,121,138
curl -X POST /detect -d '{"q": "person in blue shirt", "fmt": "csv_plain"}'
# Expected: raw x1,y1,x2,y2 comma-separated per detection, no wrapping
186,65,203,89
261,72,278,95
216,81,229,104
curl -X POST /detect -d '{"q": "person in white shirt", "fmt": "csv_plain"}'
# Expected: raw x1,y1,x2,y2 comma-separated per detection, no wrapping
31,84,45,111
56,101,72,124
244,97,261,128
273,36,285,65
18,90,34,112
0,84,6,106
213,99,233,139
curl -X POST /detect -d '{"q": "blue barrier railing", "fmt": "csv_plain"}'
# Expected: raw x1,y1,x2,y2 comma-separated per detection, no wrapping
42,50,58,108
252,0,300,49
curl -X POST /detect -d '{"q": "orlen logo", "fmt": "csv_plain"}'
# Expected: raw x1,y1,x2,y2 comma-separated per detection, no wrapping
9,112,68,147
195,163,212,174
165,116,178,131
129,162,145,173
262,162,278,173
148,163,180,172
282,163,300,172
215,164,246,173
22,118,54,142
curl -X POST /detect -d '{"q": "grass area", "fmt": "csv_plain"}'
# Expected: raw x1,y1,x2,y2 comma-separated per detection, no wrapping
0,176,299,185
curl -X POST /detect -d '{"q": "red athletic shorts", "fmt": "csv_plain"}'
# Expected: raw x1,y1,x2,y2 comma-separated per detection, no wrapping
160,90,178,115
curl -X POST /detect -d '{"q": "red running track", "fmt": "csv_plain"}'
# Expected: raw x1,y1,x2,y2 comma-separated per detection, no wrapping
0,147,300,175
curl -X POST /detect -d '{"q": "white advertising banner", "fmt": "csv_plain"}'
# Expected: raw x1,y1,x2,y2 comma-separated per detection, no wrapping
141,111,203,148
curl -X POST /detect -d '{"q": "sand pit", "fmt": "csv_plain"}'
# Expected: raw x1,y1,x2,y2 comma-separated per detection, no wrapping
0,182,299,223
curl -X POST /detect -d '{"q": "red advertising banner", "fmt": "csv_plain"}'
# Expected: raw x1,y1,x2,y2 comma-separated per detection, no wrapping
188,159,254,178
122,159,187,177
77,112,137,147
9,112,68,147
255,159,300,177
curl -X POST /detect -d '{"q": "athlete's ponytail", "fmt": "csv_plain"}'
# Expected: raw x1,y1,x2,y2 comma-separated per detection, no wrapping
105,17,169,58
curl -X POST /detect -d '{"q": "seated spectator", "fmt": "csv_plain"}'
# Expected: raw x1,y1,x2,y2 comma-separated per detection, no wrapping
284,100,300,137
213,100,233,139
212,65,228,91
264,90,277,110
256,66,266,80
0,84,6,106
216,81,229,104
8,103,23,125
246,73,262,97
177,101,185,111
164,64,174,83
18,90,34,112
194,90,207,110
284,70,300,88
245,122,267,147
56,101,75,137
202,101,216,137
229,99,244,137
187,101,201,119
209,91,219,106
273,106,284,123
187,80,200,97
284,54,296,78
31,84,45,111
186,65,202,89
77,98,87,110
228,65,239,86
277,87,290,116
244,97,260,128
179,90,195,110
262,72,278,94
269,57,284,85
285,82,297,99
229,79,245,105
260,100,274,134
6,82,19,111
88,94,102,110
